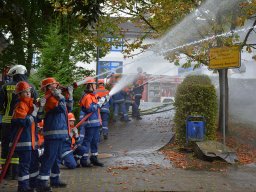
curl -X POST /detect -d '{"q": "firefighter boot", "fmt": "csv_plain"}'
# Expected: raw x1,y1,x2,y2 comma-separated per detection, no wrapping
36,186,52,192
80,158,92,168
103,134,108,140
90,156,104,167
136,116,142,120
50,180,67,188
17,186,35,192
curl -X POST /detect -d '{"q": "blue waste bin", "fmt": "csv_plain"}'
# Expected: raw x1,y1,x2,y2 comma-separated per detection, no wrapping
186,116,206,144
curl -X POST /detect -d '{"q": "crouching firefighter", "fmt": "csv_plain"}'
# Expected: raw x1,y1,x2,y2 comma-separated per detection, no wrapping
11,81,39,192
36,77,73,192
79,77,109,167
61,113,85,169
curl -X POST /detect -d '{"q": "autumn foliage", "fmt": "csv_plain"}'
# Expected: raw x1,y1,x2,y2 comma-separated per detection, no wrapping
161,122,256,171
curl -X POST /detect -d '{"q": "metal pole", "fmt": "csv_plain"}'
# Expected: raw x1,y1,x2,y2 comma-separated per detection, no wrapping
96,30,100,84
222,69,226,146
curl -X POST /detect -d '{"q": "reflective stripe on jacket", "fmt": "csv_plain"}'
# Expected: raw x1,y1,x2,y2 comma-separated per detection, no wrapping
43,92,68,140
112,91,126,103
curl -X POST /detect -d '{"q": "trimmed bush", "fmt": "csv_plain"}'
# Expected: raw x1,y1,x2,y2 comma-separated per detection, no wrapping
174,75,218,145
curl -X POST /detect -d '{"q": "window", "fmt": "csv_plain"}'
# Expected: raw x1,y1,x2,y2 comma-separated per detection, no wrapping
106,38,124,52
98,61,123,78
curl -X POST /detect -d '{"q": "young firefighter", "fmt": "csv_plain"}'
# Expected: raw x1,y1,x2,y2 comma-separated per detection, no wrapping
36,77,73,192
79,77,108,167
37,120,44,149
61,113,85,169
0,65,38,179
37,121,44,160
124,85,133,113
132,67,144,120
95,79,110,140
112,76,130,122
11,81,39,192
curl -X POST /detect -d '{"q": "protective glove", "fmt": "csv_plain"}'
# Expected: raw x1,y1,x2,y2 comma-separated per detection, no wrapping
69,127,79,138
67,86,73,100
39,97,46,107
32,104,39,117
98,97,106,107
38,148,44,157
38,97,46,117
105,95,110,102
51,88,65,100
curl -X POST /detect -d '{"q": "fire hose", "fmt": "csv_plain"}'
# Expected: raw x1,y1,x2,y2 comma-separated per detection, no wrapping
128,102,174,116
0,127,24,183
0,112,92,183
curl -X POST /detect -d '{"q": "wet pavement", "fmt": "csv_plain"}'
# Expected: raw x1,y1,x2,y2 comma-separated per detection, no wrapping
1,102,256,191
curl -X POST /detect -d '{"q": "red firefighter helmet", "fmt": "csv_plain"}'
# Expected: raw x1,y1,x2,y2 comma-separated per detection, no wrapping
84,77,96,84
38,120,44,129
15,81,31,94
68,113,76,121
41,77,59,90
98,79,105,84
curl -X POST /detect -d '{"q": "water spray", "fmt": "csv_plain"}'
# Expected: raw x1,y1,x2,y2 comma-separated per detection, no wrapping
161,25,256,55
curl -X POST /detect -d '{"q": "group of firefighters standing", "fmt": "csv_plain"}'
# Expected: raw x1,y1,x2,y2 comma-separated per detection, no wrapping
0,65,145,192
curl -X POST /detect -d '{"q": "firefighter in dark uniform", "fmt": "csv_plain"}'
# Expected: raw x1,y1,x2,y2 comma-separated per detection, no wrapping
0,65,38,179
132,67,144,120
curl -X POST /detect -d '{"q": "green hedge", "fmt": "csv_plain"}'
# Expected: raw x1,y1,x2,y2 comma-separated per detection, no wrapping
174,75,218,145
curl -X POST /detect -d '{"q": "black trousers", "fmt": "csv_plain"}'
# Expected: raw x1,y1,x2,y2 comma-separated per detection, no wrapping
1,123,18,178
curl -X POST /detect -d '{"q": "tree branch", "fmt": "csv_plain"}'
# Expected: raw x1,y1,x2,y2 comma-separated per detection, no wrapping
241,19,256,48
106,2,158,32
139,14,158,32
180,51,208,66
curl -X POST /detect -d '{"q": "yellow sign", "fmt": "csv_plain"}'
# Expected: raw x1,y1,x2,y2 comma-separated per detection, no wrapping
209,46,241,69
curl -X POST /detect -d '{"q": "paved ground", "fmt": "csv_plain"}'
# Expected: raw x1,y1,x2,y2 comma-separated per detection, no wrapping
1,102,256,192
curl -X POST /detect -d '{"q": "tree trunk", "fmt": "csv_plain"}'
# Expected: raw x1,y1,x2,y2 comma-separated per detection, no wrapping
26,41,33,76
11,28,25,66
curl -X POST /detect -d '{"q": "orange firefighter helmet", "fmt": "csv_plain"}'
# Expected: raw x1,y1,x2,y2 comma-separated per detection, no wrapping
15,81,31,94
41,77,59,90
68,113,76,121
84,77,96,84
98,79,105,84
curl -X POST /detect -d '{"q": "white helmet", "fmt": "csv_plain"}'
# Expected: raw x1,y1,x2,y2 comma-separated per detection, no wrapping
7,65,27,76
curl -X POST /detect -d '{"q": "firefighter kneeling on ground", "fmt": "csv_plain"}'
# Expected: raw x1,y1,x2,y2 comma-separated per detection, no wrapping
11,81,39,192
61,113,86,169
95,79,111,140
79,77,109,167
36,77,73,192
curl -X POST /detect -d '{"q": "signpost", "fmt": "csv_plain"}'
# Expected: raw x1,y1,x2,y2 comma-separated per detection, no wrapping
209,46,241,69
209,46,241,146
